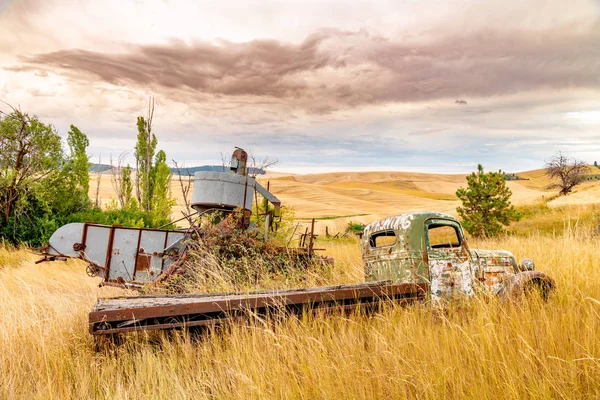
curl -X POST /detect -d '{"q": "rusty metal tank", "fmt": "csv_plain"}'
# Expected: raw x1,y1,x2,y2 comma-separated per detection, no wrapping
191,171,255,213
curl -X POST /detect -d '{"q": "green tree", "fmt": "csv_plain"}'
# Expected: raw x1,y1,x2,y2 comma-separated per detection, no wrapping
62,124,91,209
121,164,137,210
134,98,157,211
0,108,64,244
150,150,176,226
456,164,520,238
131,98,175,226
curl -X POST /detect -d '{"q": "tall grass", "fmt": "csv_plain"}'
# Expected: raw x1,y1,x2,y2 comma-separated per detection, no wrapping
0,243,30,270
0,220,599,398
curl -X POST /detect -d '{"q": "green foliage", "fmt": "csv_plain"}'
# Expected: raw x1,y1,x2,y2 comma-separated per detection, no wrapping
456,164,521,238
346,221,365,234
68,203,149,228
0,109,67,245
0,103,176,245
250,193,296,245
133,110,174,227
135,116,157,211
150,150,176,227
121,164,137,210
60,125,91,213
65,125,90,194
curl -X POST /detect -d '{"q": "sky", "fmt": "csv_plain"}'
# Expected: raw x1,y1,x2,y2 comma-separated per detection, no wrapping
0,0,599,173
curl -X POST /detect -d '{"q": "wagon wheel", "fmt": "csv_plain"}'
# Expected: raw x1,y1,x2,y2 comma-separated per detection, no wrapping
86,264,99,277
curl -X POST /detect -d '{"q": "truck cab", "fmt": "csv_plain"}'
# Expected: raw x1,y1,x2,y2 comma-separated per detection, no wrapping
361,212,554,301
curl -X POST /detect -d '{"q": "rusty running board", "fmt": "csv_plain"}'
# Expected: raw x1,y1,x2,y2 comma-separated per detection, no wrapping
89,281,428,335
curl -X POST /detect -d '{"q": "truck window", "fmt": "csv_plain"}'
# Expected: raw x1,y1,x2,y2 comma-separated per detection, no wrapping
427,224,461,249
369,230,397,248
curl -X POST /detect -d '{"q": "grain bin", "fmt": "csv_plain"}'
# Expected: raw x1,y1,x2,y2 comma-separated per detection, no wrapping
191,171,255,213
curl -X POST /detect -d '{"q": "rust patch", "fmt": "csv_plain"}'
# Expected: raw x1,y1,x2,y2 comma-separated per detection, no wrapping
135,253,151,273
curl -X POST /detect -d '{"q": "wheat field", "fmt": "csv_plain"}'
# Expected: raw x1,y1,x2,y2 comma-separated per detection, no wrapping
1,215,599,398
90,168,563,236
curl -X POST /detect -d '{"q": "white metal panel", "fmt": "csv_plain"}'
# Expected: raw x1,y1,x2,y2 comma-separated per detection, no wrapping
137,230,168,282
47,223,84,257
108,228,139,281
167,231,185,248
162,231,186,272
84,225,111,272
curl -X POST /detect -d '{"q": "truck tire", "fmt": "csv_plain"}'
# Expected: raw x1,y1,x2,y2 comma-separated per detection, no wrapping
521,278,553,301
499,271,555,302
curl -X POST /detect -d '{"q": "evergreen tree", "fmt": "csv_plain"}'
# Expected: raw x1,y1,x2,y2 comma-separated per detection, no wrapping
456,164,520,238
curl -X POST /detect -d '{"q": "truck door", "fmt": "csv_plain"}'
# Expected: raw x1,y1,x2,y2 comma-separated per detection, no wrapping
425,219,475,302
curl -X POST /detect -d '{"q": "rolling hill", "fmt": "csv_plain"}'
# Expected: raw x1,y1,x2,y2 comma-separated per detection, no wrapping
89,167,593,235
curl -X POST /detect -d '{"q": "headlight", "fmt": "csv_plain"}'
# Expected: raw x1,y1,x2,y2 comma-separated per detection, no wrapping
519,258,535,271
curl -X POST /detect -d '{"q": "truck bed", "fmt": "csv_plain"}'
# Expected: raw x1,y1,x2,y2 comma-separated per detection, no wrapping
89,281,428,335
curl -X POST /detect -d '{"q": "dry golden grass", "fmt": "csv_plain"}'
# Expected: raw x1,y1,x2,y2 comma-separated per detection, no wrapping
1,211,600,398
0,243,29,270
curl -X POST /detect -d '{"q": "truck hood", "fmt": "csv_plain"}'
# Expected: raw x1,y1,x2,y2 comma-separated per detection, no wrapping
470,249,518,271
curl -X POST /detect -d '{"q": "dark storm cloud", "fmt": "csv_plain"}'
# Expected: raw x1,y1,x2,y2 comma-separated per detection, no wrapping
10,26,600,112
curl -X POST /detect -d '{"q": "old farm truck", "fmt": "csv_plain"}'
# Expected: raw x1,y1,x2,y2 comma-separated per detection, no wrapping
40,149,554,336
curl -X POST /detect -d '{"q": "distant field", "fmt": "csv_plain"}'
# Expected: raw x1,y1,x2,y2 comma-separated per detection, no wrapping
265,171,549,234
89,168,600,235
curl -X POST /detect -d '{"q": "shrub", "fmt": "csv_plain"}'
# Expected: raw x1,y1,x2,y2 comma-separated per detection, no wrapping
456,164,521,238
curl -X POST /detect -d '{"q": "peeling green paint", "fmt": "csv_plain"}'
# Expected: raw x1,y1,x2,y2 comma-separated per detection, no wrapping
362,212,536,302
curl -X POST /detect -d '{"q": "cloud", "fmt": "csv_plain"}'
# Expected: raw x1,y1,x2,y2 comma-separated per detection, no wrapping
10,25,600,113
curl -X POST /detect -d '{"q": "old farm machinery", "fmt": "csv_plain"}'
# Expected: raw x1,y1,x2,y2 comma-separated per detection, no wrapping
39,148,285,288
39,148,555,337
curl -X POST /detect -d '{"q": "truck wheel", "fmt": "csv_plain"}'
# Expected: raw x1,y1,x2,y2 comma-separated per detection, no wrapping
499,272,555,302
522,279,553,301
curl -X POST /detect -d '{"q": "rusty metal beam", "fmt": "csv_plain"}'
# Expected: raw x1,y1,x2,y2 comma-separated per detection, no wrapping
89,281,428,335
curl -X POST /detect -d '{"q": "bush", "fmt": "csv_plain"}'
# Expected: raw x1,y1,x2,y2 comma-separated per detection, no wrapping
66,200,174,229
346,222,365,234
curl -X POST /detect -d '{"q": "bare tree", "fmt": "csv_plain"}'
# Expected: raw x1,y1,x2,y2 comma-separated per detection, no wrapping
144,96,154,210
172,159,193,215
248,154,279,178
94,154,103,208
545,152,588,196
109,151,129,208
219,152,228,172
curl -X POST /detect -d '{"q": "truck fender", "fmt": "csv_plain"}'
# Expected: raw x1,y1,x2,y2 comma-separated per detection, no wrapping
498,271,555,301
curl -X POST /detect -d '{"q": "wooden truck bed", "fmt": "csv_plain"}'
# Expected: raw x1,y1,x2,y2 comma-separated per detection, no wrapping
89,281,428,335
